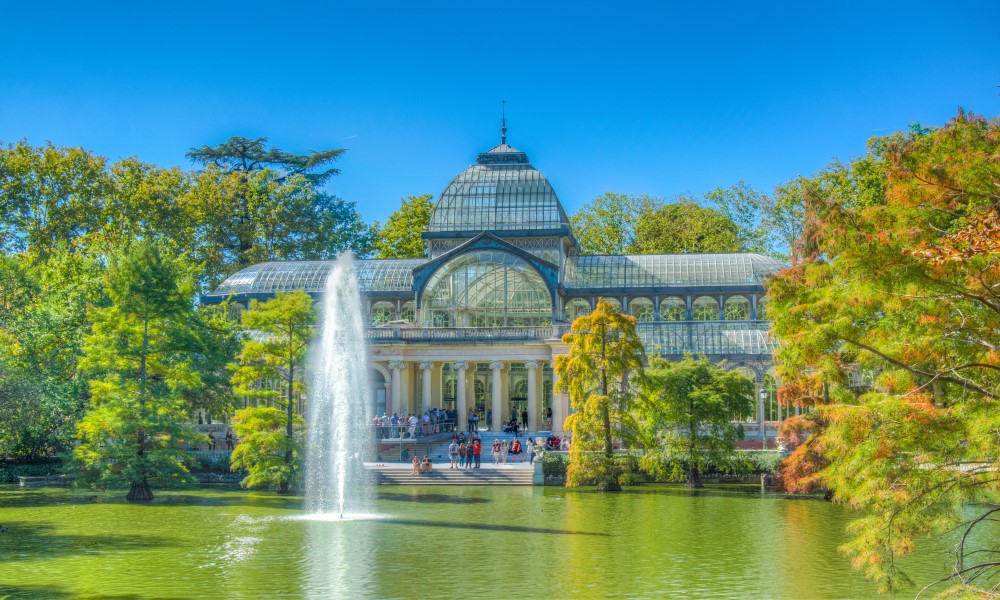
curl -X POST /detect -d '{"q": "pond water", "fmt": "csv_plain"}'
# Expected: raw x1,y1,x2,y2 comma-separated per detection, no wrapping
0,484,953,599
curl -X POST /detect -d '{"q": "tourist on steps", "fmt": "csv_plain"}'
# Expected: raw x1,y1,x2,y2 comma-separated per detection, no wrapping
492,439,501,464
510,438,522,462
473,440,482,468
500,439,509,465
448,440,459,469
458,442,467,468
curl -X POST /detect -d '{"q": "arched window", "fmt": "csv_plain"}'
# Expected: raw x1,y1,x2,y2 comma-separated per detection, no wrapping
370,301,395,325
400,301,415,323
724,296,751,320
692,296,719,321
421,250,552,327
600,297,623,312
755,297,767,320
659,297,686,321
564,298,592,323
629,297,655,322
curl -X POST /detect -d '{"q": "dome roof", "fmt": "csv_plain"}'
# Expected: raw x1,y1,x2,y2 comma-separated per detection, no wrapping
426,143,571,234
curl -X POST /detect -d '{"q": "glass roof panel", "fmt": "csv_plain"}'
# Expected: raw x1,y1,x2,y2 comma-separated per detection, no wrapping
563,254,783,288
427,145,571,233
208,259,426,297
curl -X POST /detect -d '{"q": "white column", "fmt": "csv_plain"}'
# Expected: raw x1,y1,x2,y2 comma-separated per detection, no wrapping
525,360,539,432
420,361,433,413
489,360,503,432
454,361,468,428
388,360,405,416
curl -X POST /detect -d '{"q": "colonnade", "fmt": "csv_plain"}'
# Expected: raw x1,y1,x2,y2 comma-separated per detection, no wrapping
380,359,569,433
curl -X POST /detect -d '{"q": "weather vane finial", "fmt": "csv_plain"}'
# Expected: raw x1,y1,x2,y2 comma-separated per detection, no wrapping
501,99,507,145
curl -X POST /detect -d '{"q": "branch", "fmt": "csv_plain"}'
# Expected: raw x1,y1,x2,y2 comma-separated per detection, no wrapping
840,337,998,399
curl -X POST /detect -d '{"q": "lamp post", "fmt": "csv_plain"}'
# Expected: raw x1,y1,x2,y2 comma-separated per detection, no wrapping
759,387,768,449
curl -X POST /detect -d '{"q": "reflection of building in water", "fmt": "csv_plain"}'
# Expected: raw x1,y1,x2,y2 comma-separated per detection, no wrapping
203,135,784,440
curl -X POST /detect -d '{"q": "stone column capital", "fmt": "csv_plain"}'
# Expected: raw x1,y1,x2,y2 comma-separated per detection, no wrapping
453,361,468,371
488,360,504,371
388,360,407,371
419,361,433,371
524,360,539,370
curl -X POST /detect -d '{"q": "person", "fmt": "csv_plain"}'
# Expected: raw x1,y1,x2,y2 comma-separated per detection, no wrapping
510,438,522,463
472,410,480,431
421,412,430,436
390,412,400,438
457,431,466,445
500,439,509,465
526,438,536,465
411,456,420,475
486,408,492,430
407,414,418,439
467,408,475,432
561,436,570,451
504,417,518,434
420,455,433,473
473,439,482,468
492,439,501,464
224,430,234,451
207,432,215,451
458,442,467,468
448,439,459,469
521,409,529,431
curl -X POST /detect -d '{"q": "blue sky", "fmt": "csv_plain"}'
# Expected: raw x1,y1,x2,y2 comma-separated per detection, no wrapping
1,1,997,224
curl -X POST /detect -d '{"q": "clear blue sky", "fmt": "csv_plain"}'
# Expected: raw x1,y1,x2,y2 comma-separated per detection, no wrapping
2,1,997,224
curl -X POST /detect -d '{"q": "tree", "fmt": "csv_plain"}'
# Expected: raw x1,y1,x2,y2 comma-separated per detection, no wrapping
186,136,345,185
639,356,753,488
230,291,315,493
182,166,372,286
554,298,646,491
371,194,434,258
570,192,662,255
73,242,206,501
0,141,110,259
704,180,773,255
632,199,741,254
768,111,1000,595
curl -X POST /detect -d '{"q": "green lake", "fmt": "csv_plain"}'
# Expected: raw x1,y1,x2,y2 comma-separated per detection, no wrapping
0,484,955,599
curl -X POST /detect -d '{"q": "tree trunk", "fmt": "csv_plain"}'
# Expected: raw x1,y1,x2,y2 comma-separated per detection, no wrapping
127,478,154,502
685,464,703,489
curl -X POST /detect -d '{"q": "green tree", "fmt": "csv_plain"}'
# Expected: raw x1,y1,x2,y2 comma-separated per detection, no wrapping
0,141,110,258
639,356,753,488
73,242,206,501
570,192,662,255
182,166,372,286
633,199,741,254
769,111,1000,594
371,194,434,258
704,180,773,255
554,298,646,491
0,250,106,460
186,136,345,185
230,291,315,493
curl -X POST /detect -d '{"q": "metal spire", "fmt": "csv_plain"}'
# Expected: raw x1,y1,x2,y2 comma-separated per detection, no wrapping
501,99,507,145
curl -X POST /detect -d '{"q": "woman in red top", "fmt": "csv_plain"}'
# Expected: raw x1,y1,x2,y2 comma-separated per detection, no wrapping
473,440,482,468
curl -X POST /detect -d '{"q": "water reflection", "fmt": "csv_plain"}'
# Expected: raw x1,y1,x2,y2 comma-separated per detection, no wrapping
303,517,379,598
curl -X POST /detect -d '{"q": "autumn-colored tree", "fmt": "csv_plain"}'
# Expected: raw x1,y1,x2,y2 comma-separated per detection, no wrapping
768,111,1000,595
230,291,316,493
554,298,645,491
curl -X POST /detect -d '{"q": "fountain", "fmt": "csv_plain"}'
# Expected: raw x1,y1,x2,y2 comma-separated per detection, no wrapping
304,252,375,518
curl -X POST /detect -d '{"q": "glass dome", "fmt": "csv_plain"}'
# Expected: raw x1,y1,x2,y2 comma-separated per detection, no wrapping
421,250,553,327
426,144,571,233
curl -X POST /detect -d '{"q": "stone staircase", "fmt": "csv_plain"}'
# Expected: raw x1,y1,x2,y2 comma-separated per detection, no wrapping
371,464,534,486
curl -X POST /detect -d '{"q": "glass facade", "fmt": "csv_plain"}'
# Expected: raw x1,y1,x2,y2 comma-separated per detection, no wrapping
421,250,552,327
563,254,782,289
426,144,570,233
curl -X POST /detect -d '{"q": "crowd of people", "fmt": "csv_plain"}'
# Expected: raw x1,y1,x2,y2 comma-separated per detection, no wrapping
371,407,457,439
